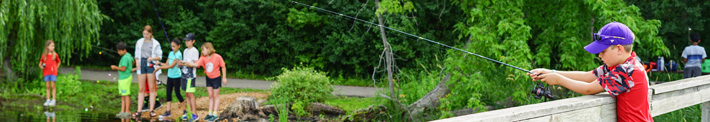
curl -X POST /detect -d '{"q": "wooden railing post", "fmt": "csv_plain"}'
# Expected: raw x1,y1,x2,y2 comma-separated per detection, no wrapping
703,101,710,122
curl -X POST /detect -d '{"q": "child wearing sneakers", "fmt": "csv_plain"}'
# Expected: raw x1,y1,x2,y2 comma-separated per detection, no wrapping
179,33,200,120
39,40,60,107
183,42,227,121
111,42,133,118
527,22,652,121
154,38,186,119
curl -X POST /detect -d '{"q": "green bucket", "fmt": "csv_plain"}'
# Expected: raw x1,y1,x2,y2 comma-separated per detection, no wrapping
703,59,710,73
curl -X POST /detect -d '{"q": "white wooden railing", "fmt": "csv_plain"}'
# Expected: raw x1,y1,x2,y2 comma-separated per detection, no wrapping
433,75,710,122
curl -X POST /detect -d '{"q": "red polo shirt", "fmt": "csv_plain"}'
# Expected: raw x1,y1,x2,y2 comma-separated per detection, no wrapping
592,52,653,122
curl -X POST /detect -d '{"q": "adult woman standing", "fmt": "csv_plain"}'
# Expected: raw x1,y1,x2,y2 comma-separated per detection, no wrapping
133,25,162,118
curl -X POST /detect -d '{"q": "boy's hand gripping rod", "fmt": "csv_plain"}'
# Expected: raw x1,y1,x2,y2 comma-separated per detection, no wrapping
291,1,535,74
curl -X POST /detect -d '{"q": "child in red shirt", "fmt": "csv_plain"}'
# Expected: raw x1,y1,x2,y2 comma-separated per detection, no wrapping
527,22,653,122
39,40,61,107
182,42,227,121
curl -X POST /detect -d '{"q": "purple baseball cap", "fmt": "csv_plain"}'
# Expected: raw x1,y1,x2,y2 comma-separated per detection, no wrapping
584,22,635,54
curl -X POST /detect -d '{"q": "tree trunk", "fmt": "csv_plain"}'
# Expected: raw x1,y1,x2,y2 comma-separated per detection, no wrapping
407,36,473,116
2,58,17,82
219,97,345,122
309,103,345,116
407,73,451,116
374,0,398,104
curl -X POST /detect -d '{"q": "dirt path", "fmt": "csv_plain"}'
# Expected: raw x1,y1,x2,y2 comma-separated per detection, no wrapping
59,67,380,97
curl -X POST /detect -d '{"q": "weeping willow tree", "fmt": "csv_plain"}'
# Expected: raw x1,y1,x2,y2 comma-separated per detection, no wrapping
0,0,107,82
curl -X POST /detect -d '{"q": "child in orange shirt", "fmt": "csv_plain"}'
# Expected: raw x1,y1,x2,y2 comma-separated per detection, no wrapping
182,42,227,121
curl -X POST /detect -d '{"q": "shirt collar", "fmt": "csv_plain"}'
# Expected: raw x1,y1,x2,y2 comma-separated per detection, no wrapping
605,52,637,70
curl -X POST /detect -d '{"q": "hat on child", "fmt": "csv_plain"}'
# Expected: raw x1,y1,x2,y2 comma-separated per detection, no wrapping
183,33,196,41
584,21,635,54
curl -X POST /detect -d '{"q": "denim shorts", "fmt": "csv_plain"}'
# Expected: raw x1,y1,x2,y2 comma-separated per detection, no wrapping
44,75,57,82
139,58,155,74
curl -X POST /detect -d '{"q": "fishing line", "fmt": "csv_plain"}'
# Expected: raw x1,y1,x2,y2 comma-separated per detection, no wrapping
150,0,170,44
291,1,534,73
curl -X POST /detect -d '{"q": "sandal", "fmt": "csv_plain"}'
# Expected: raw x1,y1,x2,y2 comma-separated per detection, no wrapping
132,112,142,118
150,111,158,117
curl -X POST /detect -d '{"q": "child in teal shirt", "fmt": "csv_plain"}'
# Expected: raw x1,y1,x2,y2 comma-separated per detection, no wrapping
153,38,185,118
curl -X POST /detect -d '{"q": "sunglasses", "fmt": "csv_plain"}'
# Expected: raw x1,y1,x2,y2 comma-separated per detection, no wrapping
593,33,626,42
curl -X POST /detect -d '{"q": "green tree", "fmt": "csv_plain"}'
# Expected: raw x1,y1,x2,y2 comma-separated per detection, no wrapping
393,0,670,120
625,0,710,64
0,0,107,81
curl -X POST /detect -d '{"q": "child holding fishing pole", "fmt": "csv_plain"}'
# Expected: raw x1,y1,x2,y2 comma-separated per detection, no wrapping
527,22,652,122
179,33,200,121
181,42,227,121
153,38,185,119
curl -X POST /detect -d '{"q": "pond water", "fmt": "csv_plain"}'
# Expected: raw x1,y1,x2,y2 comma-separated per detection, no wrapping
0,95,177,122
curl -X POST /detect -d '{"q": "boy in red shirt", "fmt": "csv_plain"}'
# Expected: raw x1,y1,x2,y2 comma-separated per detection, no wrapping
39,40,61,107
527,22,653,122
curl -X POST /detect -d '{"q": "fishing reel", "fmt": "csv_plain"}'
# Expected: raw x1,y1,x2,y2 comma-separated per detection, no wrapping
530,82,554,101
148,60,160,68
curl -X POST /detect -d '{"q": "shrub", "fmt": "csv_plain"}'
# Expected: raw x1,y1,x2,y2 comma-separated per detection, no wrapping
269,66,334,117
269,66,334,104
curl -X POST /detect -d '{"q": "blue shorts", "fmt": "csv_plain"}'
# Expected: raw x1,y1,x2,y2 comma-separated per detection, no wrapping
139,58,155,74
44,75,57,82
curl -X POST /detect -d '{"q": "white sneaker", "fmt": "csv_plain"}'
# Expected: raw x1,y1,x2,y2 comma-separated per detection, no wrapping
43,99,50,106
49,99,56,106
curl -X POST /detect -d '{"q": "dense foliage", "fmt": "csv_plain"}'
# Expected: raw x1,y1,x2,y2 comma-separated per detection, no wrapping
4,0,706,121
0,0,106,81
85,0,459,78
390,0,670,120
626,0,710,64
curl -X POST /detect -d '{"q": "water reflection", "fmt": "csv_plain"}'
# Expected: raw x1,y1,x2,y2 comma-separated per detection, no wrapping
44,111,55,122
0,108,185,122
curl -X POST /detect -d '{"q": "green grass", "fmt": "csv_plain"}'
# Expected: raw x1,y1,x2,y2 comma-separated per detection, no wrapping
647,72,684,82
324,96,379,114
653,104,701,121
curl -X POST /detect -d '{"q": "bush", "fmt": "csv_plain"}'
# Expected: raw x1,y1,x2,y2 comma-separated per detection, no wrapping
269,67,334,103
268,66,334,117
57,72,82,97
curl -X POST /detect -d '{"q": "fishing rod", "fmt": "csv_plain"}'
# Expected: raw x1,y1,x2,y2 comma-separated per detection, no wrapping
292,1,554,101
291,1,533,73
150,0,170,44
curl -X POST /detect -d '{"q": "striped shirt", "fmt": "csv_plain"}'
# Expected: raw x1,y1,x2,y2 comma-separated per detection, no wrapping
682,45,706,68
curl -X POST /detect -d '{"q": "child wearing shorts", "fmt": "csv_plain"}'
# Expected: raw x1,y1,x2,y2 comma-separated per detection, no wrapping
183,42,227,121
179,33,200,120
111,42,133,118
39,40,60,107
